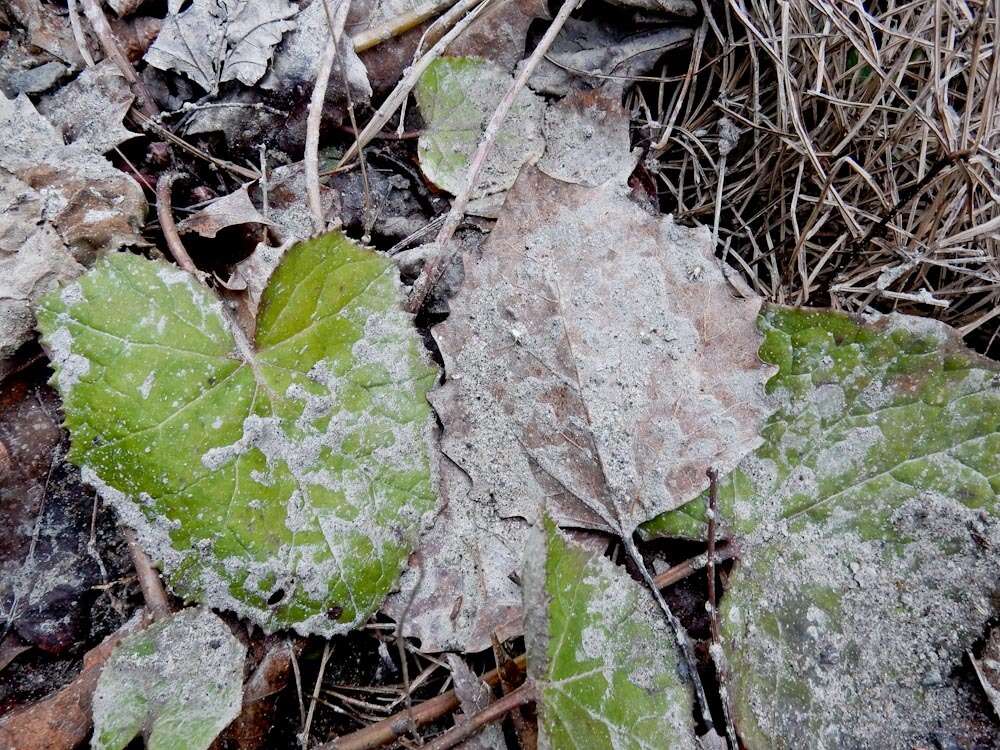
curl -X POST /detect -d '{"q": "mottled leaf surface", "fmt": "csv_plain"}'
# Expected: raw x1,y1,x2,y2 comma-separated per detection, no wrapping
0,93,145,380
522,517,697,750
645,307,1000,747
382,454,526,653
37,232,438,636
145,0,296,92
92,608,245,750
432,167,772,536
415,57,544,198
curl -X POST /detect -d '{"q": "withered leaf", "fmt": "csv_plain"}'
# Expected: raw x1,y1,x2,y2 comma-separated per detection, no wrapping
37,62,138,154
432,167,773,537
178,185,272,239
382,455,525,653
0,94,145,378
145,0,297,92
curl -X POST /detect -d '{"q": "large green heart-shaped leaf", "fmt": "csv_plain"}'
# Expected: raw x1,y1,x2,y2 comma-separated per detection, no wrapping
92,608,245,750
644,307,1000,747
522,517,697,750
37,233,438,636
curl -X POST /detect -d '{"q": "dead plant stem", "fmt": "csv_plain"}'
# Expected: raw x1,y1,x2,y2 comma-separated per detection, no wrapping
307,0,351,233
425,681,536,750
406,0,582,312
122,527,170,620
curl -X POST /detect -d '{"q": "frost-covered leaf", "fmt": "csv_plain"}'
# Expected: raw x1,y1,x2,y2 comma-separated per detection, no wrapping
415,57,544,198
36,232,438,636
645,307,1000,747
178,186,272,239
530,19,694,96
92,608,246,750
145,0,297,92
262,0,371,102
382,454,525,653
522,517,697,750
432,166,772,536
37,62,138,153
537,88,634,187
0,93,145,380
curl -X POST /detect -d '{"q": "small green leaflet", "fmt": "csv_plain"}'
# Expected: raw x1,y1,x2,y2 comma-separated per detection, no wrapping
37,233,438,636
415,56,544,198
92,608,245,750
643,307,1000,746
522,517,697,750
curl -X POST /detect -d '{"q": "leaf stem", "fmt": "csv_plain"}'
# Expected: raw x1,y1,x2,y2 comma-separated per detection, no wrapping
122,527,171,621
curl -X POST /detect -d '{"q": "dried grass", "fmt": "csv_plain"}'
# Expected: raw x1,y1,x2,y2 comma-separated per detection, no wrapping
635,0,1000,352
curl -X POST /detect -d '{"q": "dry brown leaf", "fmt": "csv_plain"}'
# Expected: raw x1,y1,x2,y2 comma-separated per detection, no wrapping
178,185,272,238
431,167,773,536
446,0,548,71
37,62,138,153
537,87,635,187
0,94,145,377
382,455,525,653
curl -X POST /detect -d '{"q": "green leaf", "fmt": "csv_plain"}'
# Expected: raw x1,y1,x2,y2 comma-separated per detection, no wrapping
522,517,698,750
644,307,1000,746
92,608,246,750
415,56,544,198
37,232,438,636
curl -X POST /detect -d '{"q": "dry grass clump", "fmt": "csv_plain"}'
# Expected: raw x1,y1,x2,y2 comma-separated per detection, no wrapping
637,0,1000,352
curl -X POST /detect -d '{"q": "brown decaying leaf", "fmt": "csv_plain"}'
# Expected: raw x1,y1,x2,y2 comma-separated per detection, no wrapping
537,87,635,187
0,373,102,654
37,61,138,153
382,455,525,654
431,167,773,536
178,185,273,239
0,94,145,378
0,613,147,750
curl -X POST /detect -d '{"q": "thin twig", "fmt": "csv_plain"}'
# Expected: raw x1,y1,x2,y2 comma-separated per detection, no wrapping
352,0,460,52
424,682,537,750
121,527,171,620
302,642,335,748
155,173,199,276
335,0,492,171
706,468,737,749
79,0,157,116
307,0,351,233
406,0,582,313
